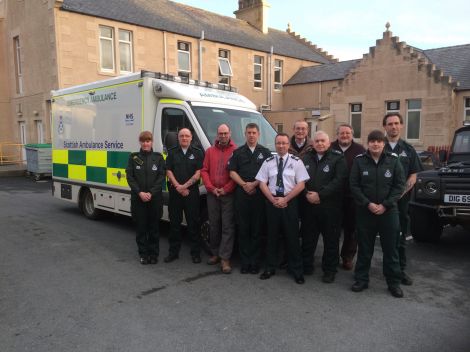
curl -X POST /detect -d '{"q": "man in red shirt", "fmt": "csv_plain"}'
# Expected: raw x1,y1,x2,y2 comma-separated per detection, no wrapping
201,124,237,274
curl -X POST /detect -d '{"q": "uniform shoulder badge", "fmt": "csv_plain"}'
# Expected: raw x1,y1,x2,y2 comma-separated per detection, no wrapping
390,152,399,158
331,149,342,155
399,150,408,157
291,155,299,161
323,164,330,172
355,153,365,158
385,169,392,178
188,153,195,160
266,155,275,162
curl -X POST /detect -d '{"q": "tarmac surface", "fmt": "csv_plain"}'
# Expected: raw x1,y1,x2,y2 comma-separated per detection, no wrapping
1,176,469,352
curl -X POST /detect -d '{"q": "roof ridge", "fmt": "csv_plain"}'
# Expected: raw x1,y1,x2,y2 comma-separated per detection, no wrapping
286,27,338,63
423,43,470,52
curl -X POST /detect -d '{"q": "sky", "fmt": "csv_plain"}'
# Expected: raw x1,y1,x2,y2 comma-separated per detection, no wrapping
174,0,470,61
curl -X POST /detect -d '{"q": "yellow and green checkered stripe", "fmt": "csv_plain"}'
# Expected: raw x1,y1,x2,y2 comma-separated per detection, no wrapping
52,150,130,187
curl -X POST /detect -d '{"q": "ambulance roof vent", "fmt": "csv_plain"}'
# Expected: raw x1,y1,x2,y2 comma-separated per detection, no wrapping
141,70,238,93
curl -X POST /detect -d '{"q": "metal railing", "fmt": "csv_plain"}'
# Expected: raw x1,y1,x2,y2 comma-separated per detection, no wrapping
0,142,25,165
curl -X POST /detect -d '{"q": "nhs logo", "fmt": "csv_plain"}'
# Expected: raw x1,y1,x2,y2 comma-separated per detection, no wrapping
125,113,134,126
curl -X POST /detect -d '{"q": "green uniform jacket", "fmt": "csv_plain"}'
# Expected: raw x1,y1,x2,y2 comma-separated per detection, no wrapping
228,143,272,182
350,151,406,211
126,149,166,199
385,138,423,177
302,148,348,208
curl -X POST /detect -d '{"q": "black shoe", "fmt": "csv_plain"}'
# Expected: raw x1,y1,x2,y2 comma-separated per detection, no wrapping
294,275,305,284
351,281,368,292
388,286,404,298
163,253,179,263
260,270,275,280
303,268,314,276
191,255,202,264
240,266,250,274
401,272,413,286
149,255,158,264
140,256,149,265
322,272,335,283
250,266,260,275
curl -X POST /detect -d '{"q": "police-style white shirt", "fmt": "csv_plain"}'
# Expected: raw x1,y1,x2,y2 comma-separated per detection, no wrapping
255,153,310,195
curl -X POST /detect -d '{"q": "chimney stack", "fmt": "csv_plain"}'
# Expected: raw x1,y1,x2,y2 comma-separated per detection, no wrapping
234,0,271,34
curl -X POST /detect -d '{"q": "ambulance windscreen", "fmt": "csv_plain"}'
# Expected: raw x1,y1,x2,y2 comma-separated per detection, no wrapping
191,106,277,151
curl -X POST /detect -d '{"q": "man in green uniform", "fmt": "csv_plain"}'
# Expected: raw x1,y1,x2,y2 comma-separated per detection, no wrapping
301,131,348,283
164,128,204,264
126,131,165,265
383,113,423,286
350,130,406,298
229,123,272,274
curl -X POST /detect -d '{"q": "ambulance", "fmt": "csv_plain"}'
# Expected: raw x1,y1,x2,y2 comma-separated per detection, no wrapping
51,70,277,223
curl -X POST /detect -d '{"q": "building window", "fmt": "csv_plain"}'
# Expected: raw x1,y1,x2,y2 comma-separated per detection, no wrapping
386,100,400,114
350,103,362,138
218,49,233,85
253,55,263,88
465,98,470,121
407,99,421,140
99,26,115,71
275,123,283,133
119,29,133,73
13,36,23,94
274,59,283,90
36,120,44,144
178,41,191,78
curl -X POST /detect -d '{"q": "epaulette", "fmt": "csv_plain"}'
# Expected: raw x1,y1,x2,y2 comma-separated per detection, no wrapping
132,154,144,165
355,153,365,158
387,152,399,158
331,149,342,155
266,155,275,162
291,155,300,161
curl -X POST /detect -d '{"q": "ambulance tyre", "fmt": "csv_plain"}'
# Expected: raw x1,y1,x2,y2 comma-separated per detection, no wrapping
199,204,211,255
80,188,103,220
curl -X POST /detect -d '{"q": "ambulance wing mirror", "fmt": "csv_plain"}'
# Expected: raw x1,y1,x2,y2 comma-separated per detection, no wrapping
164,131,178,151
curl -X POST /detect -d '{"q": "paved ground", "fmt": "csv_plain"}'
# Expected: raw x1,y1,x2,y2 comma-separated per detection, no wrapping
1,177,469,352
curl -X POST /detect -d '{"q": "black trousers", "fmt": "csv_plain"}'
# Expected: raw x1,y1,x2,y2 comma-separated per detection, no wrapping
235,188,264,268
168,188,200,257
302,204,342,274
131,196,162,257
397,193,411,271
354,208,402,287
265,198,302,277
340,197,358,261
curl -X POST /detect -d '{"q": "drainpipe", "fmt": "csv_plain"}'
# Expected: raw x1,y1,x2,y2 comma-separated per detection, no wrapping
163,31,168,73
268,45,273,108
198,30,204,81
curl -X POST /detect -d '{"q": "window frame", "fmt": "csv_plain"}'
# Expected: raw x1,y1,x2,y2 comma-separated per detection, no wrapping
177,41,191,78
274,59,283,91
406,99,422,141
464,97,470,122
275,123,284,133
350,103,362,139
118,29,133,73
99,26,115,72
386,100,400,114
218,49,233,85
253,55,263,89
13,36,23,94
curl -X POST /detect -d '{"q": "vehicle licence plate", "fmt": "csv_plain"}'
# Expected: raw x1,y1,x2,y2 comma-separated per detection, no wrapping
444,194,470,204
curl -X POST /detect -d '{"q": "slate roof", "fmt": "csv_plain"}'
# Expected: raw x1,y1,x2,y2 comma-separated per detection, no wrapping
61,0,333,64
285,43,470,91
284,59,360,85
422,44,470,91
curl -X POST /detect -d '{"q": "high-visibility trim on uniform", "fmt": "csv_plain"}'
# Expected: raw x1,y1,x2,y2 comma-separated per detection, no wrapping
160,99,183,105
53,150,130,187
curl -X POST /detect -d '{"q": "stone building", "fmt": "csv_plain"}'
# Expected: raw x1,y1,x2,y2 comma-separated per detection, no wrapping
0,0,335,152
278,25,470,148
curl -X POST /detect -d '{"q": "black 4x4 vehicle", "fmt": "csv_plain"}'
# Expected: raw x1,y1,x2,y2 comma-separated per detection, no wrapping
410,124,470,242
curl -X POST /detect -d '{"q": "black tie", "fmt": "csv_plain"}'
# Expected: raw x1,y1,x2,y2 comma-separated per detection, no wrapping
276,157,284,196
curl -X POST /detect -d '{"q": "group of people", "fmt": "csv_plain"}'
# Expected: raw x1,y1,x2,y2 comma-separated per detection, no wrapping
125,112,422,298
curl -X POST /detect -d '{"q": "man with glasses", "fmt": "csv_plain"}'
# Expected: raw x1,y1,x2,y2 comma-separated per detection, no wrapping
256,133,310,284
201,124,237,274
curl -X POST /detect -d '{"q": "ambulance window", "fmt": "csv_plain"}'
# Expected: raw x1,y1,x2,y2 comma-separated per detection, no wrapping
161,108,200,151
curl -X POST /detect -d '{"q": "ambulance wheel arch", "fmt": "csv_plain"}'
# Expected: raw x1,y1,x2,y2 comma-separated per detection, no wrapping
79,187,103,220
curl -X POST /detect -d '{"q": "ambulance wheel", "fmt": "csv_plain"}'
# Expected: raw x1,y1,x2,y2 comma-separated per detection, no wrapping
80,188,103,220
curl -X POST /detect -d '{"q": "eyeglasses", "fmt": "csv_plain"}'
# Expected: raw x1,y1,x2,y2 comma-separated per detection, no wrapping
275,142,289,145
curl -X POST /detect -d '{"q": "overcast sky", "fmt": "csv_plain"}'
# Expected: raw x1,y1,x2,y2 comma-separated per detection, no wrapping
175,0,470,61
